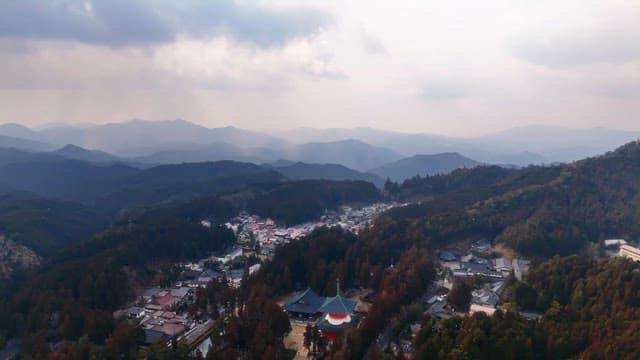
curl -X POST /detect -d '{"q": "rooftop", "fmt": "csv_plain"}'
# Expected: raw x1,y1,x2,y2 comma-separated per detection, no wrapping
319,294,357,315
284,288,326,314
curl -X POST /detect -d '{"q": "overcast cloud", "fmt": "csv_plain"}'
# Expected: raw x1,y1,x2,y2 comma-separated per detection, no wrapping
0,0,328,47
0,0,639,136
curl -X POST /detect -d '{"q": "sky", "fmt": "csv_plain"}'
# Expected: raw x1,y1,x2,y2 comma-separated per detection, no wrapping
0,0,639,136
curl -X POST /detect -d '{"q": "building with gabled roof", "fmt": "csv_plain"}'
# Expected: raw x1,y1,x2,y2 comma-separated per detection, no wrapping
318,292,357,315
620,244,640,262
283,288,326,318
315,280,360,341
282,281,362,340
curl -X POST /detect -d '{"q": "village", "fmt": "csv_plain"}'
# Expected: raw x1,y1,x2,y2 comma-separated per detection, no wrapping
111,202,399,357
276,236,536,358
378,237,640,358
363,238,533,358
111,196,640,359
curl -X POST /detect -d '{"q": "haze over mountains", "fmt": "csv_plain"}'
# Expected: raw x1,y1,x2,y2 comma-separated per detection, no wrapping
370,153,480,182
0,119,639,182
2,118,635,263
275,125,640,163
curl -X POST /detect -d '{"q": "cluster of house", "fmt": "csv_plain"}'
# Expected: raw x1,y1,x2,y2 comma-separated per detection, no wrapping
233,213,309,256
114,287,195,344
440,254,530,281
112,244,263,347
435,239,531,317
109,203,396,353
112,252,261,354
469,282,505,316
283,283,369,341
176,248,262,289
222,203,399,258
322,204,397,235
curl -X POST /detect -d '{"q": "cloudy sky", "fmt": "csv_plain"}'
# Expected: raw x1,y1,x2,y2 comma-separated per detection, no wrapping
1,0,639,136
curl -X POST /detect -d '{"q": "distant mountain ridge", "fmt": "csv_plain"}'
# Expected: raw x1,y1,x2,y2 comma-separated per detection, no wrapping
0,147,61,167
289,139,401,171
133,141,269,164
370,152,481,181
0,134,54,152
0,148,386,216
473,125,640,162
272,124,640,165
0,119,286,155
268,162,384,187
133,138,402,171
0,155,382,260
51,144,126,164
0,123,41,140
1,120,638,168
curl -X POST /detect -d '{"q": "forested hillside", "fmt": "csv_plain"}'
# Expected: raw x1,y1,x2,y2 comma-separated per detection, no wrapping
385,165,517,200
1,138,639,358
244,180,381,225
269,162,384,187
414,256,640,359
386,141,640,257
370,152,480,182
0,177,383,350
0,192,106,256
0,160,380,269
0,215,236,348
0,153,380,220
249,222,436,359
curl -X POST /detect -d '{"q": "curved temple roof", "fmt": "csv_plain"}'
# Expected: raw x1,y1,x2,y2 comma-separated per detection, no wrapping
283,288,325,314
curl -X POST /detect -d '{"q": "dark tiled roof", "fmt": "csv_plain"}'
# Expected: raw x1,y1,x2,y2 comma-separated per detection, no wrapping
144,329,170,344
284,288,326,314
318,295,357,315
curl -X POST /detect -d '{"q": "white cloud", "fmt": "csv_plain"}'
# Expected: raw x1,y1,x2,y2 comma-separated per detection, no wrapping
152,34,347,91
0,0,639,135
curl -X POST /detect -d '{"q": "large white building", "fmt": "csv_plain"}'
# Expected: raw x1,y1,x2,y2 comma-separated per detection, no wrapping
605,239,627,248
619,244,640,262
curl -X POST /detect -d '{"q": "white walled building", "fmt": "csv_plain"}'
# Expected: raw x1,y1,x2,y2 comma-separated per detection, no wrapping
619,244,640,262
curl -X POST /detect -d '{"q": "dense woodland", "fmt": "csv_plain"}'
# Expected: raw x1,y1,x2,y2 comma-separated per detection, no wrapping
0,192,106,256
0,177,381,358
248,222,436,359
0,163,380,260
245,180,381,226
2,141,640,358
386,141,640,257
415,256,640,359
385,165,516,200
0,217,235,355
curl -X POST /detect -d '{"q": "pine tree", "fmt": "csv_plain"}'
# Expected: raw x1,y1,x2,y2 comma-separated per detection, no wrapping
303,323,313,351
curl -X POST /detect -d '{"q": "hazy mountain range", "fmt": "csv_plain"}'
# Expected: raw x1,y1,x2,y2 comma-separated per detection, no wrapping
267,162,384,187
370,153,480,182
0,119,638,182
273,124,640,164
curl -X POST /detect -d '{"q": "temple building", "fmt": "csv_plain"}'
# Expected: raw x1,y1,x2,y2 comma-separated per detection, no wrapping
283,281,360,340
315,281,359,340
283,288,326,319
